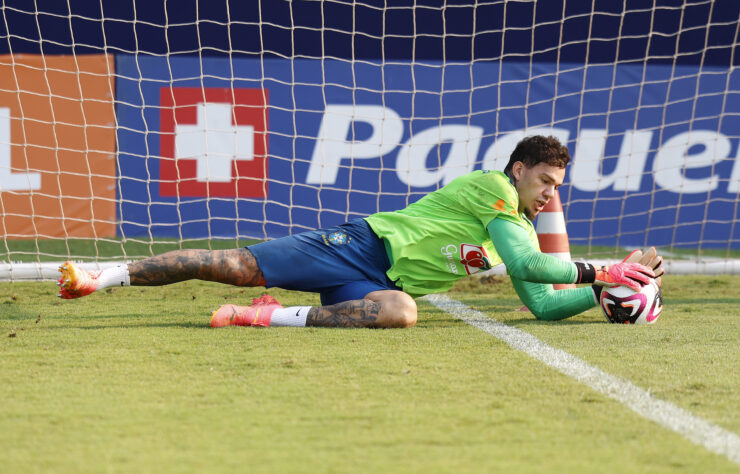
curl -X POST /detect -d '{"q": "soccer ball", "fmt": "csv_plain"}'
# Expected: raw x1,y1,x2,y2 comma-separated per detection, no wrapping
599,280,663,324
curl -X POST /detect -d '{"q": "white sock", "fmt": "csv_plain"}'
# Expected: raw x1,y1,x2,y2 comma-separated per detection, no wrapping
96,264,131,289
269,306,310,327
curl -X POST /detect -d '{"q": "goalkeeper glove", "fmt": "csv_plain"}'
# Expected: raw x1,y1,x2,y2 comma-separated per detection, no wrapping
622,246,664,287
574,261,654,291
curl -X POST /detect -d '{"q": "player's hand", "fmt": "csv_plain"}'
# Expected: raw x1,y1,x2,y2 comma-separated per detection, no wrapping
623,247,664,286
593,262,654,291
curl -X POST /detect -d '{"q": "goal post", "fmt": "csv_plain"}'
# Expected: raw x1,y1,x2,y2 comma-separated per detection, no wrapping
0,1,739,281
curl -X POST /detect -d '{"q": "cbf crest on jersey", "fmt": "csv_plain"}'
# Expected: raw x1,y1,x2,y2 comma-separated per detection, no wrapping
323,231,351,246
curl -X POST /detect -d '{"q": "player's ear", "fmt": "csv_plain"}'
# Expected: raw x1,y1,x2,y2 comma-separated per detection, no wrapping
511,161,525,180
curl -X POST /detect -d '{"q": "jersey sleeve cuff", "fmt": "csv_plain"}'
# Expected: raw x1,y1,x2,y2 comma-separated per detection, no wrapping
591,285,603,304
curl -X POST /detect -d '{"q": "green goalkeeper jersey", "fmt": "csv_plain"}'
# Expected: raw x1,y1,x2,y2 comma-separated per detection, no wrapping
365,170,538,296
365,170,597,320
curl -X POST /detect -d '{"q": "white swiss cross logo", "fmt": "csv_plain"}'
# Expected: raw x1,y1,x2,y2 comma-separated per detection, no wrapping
159,87,269,198
174,102,254,183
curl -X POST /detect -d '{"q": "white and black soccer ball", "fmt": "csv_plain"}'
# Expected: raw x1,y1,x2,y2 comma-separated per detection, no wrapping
599,280,663,324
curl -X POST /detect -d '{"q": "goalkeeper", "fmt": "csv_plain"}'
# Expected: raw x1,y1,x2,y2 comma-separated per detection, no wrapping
57,135,663,328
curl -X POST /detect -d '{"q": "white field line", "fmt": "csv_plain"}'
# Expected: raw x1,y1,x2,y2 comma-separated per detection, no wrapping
424,293,740,466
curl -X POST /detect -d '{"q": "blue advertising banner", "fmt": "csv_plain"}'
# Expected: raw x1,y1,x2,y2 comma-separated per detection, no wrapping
116,56,740,247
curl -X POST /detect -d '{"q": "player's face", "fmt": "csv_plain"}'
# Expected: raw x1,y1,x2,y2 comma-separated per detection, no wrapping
511,162,566,220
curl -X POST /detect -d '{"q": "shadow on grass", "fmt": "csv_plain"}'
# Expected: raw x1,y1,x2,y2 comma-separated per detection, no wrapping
669,298,740,305
419,300,606,327
40,320,212,330
504,318,605,326
0,307,42,321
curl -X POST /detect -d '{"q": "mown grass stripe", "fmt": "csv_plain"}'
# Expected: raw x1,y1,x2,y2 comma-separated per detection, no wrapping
425,293,740,466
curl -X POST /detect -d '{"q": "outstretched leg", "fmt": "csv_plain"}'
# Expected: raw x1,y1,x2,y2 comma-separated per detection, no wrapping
128,248,265,286
60,249,419,330
58,248,265,298
211,289,417,329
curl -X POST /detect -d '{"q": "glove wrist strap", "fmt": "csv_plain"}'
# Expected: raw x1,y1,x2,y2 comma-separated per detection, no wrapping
574,262,597,284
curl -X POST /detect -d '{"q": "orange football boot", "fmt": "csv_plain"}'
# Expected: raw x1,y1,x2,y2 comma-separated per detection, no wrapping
210,295,283,328
57,261,100,299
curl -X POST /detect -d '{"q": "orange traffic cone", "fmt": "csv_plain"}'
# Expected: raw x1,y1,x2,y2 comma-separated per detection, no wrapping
535,190,575,290
518,190,573,312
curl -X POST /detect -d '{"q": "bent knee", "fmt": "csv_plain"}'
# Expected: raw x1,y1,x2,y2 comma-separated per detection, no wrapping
398,308,418,328
367,290,417,328
386,305,417,328
395,295,418,328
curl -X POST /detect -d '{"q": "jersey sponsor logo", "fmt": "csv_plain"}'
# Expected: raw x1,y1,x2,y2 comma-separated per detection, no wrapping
460,243,492,275
159,87,269,198
441,243,492,275
440,244,460,274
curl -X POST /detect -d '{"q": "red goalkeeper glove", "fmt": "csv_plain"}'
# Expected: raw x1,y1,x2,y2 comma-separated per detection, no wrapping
574,261,654,291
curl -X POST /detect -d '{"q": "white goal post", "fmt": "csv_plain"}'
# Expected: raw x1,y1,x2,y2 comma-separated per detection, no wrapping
0,1,738,281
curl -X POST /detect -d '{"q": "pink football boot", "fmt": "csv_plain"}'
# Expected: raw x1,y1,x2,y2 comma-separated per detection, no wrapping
210,295,283,328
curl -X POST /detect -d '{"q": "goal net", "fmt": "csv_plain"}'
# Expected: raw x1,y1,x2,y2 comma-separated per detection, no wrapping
1,1,739,280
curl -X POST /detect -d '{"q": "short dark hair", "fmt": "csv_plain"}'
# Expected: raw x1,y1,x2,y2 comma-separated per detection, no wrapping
503,135,570,180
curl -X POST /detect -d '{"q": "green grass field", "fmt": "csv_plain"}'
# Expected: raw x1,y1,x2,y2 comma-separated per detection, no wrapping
1,275,739,473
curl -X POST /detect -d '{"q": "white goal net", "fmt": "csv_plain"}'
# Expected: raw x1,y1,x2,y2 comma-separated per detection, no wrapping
0,0,738,280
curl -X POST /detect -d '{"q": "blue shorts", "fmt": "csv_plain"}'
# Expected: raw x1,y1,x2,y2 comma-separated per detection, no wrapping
247,219,400,306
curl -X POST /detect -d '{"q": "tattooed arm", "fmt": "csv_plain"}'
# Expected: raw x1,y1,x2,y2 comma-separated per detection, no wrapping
128,248,266,287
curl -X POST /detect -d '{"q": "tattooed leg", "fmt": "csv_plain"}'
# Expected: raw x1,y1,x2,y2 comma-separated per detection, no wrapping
128,248,265,287
306,290,418,329
306,299,382,328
